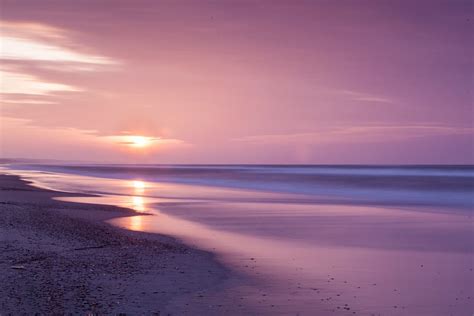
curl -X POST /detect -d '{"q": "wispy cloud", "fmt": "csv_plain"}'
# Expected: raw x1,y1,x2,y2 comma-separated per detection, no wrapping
1,116,187,152
1,35,115,66
0,21,117,69
235,124,473,145
0,70,80,95
0,21,118,104
0,98,57,105
337,90,394,104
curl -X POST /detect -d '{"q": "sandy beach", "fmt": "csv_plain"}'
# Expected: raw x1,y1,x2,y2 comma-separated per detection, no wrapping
1,166,472,315
0,174,244,315
2,0,472,314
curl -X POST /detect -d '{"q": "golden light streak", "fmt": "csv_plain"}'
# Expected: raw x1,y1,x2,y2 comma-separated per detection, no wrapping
131,196,145,212
131,180,146,194
129,216,143,231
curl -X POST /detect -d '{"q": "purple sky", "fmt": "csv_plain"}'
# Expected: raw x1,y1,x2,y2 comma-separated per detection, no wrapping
1,0,472,164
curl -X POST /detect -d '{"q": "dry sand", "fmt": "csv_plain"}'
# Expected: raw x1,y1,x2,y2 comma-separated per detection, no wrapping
0,174,240,315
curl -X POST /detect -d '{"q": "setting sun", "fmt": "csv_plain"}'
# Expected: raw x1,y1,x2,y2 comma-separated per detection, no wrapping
105,135,159,149
129,136,152,148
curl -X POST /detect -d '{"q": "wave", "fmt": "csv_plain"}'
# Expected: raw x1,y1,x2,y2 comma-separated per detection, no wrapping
6,164,474,209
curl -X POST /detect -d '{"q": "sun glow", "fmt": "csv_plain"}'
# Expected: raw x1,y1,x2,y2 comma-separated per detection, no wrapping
105,134,185,150
129,136,152,148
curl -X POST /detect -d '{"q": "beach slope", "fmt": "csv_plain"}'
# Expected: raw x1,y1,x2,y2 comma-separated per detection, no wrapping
0,174,229,314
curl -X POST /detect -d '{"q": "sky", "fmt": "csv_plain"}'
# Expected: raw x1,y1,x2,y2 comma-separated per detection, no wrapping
0,0,472,164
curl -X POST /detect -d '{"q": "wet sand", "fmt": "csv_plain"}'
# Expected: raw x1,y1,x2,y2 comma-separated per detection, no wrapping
111,201,474,315
0,174,246,314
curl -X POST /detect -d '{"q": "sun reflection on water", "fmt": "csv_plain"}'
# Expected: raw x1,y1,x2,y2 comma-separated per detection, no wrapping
128,180,147,212
131,196,146,212
132,180,146,193
128,180,148,229
129,215,143,230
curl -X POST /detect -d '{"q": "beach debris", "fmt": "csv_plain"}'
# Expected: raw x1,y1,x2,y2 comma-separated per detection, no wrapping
73,245,106,251
11,265,26,270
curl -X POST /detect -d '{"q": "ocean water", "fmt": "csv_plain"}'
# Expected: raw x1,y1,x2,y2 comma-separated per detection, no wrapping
7,164,474,209
4,164,474,315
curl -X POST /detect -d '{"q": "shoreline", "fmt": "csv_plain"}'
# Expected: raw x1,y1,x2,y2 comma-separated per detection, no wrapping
0,174,244,314
2,170,472,315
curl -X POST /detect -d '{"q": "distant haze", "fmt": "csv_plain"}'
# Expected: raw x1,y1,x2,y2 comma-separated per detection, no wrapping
1,0,472,164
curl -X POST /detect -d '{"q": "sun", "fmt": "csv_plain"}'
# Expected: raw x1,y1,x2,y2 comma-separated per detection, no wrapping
108,134,160,149
129,136,152,148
